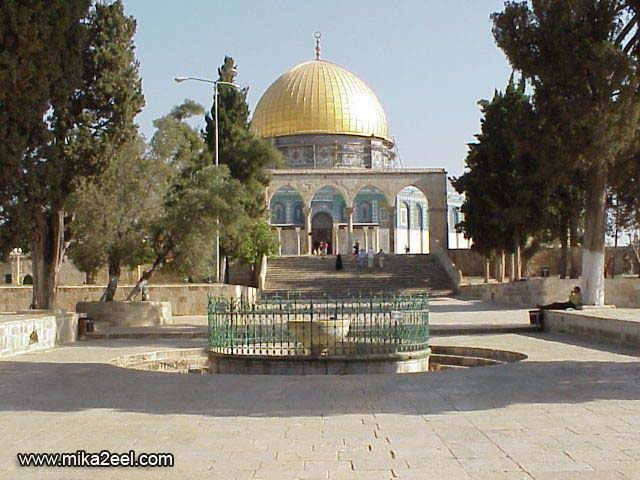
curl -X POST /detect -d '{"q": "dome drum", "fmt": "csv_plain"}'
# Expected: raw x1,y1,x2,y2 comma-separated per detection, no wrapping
271,134,396,169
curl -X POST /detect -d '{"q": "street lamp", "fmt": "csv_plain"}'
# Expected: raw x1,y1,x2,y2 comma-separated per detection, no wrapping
175,75,239,283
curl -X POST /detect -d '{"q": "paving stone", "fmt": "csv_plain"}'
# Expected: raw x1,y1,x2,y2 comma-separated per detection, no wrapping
1,299,639,479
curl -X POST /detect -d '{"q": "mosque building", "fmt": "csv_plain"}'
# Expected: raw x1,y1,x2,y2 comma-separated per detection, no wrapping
251,35,452,255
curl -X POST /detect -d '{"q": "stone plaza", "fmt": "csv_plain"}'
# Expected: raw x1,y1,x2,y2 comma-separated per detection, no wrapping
2,298,640,480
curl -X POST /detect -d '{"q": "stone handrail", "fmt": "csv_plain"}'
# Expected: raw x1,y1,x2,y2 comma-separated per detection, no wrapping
431,239,462,290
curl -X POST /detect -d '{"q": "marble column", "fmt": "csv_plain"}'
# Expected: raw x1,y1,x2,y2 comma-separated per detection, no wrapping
345,207,354,253
9,248,23,285
303,207,312,254
373,226,380,251
276,227,282,256
295,227,301,256
384,206,397,254
333,225,340,254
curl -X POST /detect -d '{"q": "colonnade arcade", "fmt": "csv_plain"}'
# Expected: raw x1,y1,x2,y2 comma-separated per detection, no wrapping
266,169,448,256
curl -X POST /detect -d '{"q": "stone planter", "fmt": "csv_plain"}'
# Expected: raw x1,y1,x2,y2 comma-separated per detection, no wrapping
76,301,171,327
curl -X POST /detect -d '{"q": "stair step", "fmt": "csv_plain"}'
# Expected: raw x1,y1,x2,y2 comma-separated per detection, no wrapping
264,254,454,299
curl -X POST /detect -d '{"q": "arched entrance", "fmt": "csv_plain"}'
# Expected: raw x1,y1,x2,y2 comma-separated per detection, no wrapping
312,212,333,253
395,186,429,254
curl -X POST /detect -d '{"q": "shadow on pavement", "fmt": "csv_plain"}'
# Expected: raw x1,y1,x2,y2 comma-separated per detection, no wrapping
1,357,639,418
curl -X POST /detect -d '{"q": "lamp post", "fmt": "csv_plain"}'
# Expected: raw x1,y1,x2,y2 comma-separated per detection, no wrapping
175,76,238,283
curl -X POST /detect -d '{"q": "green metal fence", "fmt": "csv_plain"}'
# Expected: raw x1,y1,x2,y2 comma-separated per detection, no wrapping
207,295,429,357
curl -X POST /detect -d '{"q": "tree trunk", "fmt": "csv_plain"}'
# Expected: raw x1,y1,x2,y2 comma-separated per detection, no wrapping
221,257,228,284
581,165,607,306
559,214,568,279
101,259,121,301
126,255,163,300
85,269,98,285
508,254,515,282
521,238,541,277
483,256,490,283
629,244,640,278
569,215,580,279
513,229,522,280
495,250,505,283
30,208,66,310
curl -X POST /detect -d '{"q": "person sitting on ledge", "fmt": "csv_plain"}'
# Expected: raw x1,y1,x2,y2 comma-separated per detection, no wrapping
538,286,583,310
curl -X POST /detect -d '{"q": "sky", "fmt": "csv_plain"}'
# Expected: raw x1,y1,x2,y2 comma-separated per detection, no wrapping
125,0,512,177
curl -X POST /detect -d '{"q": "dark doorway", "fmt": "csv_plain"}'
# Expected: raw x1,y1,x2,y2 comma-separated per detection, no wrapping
312,212,333,253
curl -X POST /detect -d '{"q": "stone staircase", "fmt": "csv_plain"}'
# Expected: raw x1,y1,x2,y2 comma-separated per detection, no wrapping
263,254,454,299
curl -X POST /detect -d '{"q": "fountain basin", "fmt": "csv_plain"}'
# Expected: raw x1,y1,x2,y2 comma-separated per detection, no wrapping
287,318,350,355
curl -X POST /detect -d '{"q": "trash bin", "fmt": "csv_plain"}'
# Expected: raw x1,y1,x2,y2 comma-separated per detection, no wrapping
529,309,543,329
78,318,94,337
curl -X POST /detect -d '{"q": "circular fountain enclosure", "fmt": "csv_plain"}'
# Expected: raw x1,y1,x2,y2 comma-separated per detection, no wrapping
208,349,431,375
206,295,432,375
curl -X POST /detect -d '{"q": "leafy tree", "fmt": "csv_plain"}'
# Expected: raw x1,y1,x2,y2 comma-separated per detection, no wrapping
547,178,584,279
0,0,143,309
610,138,640,276
67,137,158,300
453,75,546,278
492,0,640,304
151,100,206,171
0,1,90,308
203,57,282,268
125,164,247,299
123,101,249,298
220,214,279,281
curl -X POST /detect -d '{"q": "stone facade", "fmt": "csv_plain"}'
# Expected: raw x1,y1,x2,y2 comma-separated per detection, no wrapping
267,168,448,255
544,310,640,348
76,301,172,327
0,312,79,359
0,255,183,287
458,277,640,308
271,134,397,169
0,284,258,316
449,246,638,278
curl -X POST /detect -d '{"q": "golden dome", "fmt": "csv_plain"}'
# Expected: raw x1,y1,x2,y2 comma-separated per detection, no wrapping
251,60,389,140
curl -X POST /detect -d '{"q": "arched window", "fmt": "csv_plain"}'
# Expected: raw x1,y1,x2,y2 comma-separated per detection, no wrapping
359,202,372,223
400,202,409,226
416,204,424,229
293,203,304,224
271,202,286,224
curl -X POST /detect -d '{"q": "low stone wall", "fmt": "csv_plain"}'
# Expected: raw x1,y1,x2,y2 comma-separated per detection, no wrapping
450,246,638,278
458,277,640,308
0,312,79,359
0,284,258,316
544,310,640,348
432,240,462,289
76,301,172,327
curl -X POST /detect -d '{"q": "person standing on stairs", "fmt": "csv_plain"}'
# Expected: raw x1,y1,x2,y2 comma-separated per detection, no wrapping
335,254,343,270
367,248,375,269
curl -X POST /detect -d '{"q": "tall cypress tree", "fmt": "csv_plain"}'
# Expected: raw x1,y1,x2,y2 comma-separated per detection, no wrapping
0,0,90,309
68,0,145,301
453,76,546,276
492,0,640,304
204,56,281,217
0,0,143,309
